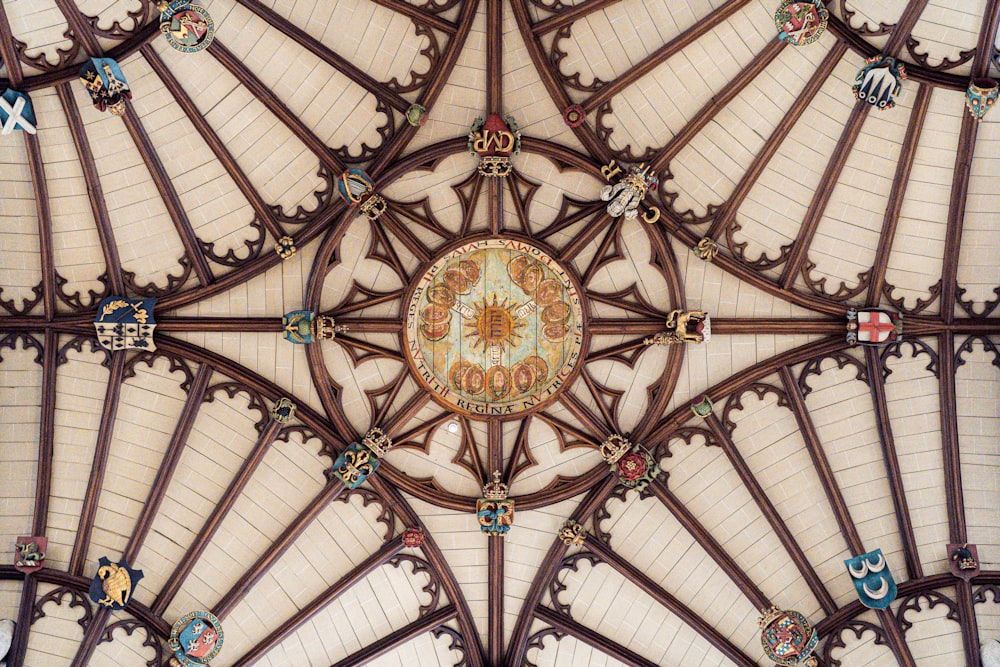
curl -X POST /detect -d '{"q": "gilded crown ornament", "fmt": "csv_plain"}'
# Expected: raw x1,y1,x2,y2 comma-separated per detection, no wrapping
282,311,346,344
601,435,660,492
477,471,514,536
361,427,393,458
758,606,818,666
599,160,661,223
600,434,631,465
558,520,587,547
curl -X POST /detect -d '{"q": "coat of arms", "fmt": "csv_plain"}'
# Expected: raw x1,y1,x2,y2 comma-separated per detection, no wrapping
469,114,521,177
14,536,46,574
158,1,215,53
600,435,660,493
846,308,901,346
758,607,818,666
326,428,392,489
282,310,343,344
645,309,711,346
79,58,132,116
336,168,385,219
94,297,156,351
774,0,828,46
947,543,980,582
853,55,906,110
0,89,36,135
844,549,897,609
88,556,144,610
477,471,514,536
168,610,224,666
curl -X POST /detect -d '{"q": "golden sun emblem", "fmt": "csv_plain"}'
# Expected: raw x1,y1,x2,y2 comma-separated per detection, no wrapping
465,294,525,351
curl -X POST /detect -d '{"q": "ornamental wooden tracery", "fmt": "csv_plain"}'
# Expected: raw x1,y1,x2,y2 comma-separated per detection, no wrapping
1,0,1000,666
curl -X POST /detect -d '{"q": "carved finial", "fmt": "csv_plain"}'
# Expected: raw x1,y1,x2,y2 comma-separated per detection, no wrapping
558,520,587,547
694,237,718,261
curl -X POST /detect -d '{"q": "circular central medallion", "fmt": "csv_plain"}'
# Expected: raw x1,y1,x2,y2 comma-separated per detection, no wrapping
404,237,585,419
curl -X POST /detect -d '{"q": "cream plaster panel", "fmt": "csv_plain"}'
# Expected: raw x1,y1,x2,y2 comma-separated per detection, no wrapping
166,429,328,619
821,608,898,666
524,620,631,667
89,609,161,666
168,331,325,414
126,55,262,270
216,494,412,667
665,32,838,219
896,591,967,664
84,356,193,567
33,88,107,310
69,59,191,292
1,0,74,77
909,0,987,77
808,92,912,302
386,408,487,499
149,38,328,215
48,341,111,572
583,220,675,315
203,0,393,161
74,0,148,55
170,231,318,318
726,384,857,608
0,342,42,553
130,383,267,608
503,498,583,645
955,339,1000,569
322,338,409,436
598,488,770,657
883,87,961,315
957,112,1000,314
0,581,20,623
660,431,821,616
833,0,905,33
882,339,950,577
732,50,864,272
979,602,1000,655
383,153,477,239
259,624,466,667
548,554,743,666
24,583,90,665
251,0,435,88
405,493,489,649
0,127,42,313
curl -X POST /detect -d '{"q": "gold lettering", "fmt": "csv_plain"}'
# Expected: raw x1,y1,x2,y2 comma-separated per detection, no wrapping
601,160,622,181
642,206,661,224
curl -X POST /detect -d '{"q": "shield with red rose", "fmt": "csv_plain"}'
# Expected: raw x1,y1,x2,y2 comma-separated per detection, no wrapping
612,443,660,492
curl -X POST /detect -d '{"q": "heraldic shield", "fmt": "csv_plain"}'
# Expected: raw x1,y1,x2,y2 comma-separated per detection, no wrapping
845,549,897,609
168,610,224,666
14,536,46,574
758,607,818,666
94,297,157,351
89,556,144,610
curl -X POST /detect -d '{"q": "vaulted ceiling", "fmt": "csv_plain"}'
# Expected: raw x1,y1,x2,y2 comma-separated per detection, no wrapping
1,1,999,666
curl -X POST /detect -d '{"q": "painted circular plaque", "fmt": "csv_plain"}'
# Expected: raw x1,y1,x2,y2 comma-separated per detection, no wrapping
404,238,584,418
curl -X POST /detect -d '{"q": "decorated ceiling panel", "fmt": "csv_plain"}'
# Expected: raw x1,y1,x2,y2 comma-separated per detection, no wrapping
1,0,1000,666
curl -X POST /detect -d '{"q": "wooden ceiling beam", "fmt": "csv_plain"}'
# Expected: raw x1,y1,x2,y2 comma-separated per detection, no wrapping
505,476,618,665
329,605,459,667
864,347,923,580
33,330,57,536
646,478,771,612
69,607,111,667
778,101,870,290
236,0,412,112
152,419,283,616
24,135,56,320
580,0,752,113
584,534,759,666
52,0,102,57
231,536,406,666
56,83,126,294
369,477,488,667
206,40,344,172
487,419,504,667
140,45,285,240
367,0,458,34
866,83,932,307
703,412,837,614
211,480,347,619
707,41,846,242
120,102,214,286
532,605,668,667
650,38,787,174
532,0,624,36
68,353,126,577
